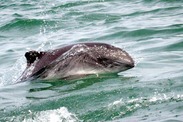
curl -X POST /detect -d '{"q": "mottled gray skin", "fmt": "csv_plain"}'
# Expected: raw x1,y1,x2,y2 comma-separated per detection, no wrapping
19,43,134,81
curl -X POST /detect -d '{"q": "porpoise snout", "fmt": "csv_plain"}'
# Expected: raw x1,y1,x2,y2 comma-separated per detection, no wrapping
124,61,135,69
114,58,134,71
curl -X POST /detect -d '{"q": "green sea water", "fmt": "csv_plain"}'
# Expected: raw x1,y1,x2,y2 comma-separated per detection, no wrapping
0,0,183,121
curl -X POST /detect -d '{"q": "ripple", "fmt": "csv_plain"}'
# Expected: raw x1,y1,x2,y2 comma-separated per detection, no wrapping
0,18,45,31
81,93,183,121
52,0,106,9
166,41,183,51
0,18,57,37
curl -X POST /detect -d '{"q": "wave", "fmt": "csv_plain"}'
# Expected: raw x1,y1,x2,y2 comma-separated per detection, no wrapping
0,18,57,37
95,24,183,41
124,6,182,18
124,26,183,38
52,0,106,9
166,41,183,51
0,18,55,31
2,107,80,122
81,92,183,121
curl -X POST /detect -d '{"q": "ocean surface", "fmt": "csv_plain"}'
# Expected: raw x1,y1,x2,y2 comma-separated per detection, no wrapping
0,0,183,121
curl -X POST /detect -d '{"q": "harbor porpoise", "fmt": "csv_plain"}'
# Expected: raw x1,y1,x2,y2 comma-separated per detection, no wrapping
19,43,134,81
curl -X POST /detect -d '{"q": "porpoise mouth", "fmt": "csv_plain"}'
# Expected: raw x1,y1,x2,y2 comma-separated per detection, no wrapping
120,61,135,71
103,58,134,73
118,59,135,68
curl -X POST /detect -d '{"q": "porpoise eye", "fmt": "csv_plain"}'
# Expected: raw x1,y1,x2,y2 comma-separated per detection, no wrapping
97,57,121,68
97,57,111,67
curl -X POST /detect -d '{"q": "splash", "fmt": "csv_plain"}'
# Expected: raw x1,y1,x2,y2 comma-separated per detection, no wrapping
22,107,81,122
0,57,26,86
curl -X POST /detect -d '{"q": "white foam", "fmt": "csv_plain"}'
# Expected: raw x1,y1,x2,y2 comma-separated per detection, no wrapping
23,107,81,122
0,57,26,86
108,93,183,113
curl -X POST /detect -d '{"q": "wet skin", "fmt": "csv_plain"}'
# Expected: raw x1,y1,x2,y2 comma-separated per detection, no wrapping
19,43,134,81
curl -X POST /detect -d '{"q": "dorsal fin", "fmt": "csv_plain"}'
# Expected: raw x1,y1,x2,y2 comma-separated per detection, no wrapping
25,51,45,66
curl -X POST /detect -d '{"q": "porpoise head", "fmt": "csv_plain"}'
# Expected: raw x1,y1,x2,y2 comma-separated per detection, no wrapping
84,43,134,73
